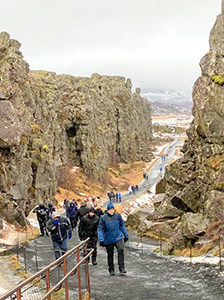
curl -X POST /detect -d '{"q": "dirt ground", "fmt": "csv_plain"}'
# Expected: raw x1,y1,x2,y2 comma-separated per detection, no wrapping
55,160,149,208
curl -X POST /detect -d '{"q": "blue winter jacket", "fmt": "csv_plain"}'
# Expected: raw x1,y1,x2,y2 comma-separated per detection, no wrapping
66,204,77,219
98,212,128,245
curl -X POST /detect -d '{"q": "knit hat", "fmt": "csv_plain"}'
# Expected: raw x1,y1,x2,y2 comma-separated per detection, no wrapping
107,203,114,210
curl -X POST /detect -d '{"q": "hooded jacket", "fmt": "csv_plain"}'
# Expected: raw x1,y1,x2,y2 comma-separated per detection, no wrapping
78,213,99,240
47,216,71,243
98,212,128,245
66,203,78,219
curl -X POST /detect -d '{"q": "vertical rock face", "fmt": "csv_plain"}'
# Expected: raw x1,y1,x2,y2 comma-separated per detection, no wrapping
0,32,152,225
155,2,224,250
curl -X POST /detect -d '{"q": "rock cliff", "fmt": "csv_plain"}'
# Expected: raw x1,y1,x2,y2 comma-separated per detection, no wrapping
0,32,152,225
151,1,224,252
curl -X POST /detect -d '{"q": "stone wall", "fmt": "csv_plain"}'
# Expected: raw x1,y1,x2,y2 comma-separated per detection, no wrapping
153,1,224,251
0,32,152,225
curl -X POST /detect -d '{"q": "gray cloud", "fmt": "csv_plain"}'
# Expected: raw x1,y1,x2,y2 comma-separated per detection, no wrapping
0,0,222,97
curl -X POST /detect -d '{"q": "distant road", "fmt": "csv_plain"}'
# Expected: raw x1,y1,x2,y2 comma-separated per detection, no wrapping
104,137,181,206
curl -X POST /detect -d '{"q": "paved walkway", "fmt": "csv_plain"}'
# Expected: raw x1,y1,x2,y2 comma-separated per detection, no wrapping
23,230,224,300
104,138,181,206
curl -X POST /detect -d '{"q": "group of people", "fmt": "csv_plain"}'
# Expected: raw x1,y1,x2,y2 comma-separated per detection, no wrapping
107,191,122,202
34,199,128,276
128,185,139,194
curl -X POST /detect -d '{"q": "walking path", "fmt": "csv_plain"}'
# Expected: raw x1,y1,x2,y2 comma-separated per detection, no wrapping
3,136,224,299
22,229,224,300
104,137,181,206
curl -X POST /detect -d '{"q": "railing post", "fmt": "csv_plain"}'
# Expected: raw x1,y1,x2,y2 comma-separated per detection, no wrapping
140,235,143,254
160,231,162,257
16,244,19,264
219,235,222,270
23,247,27,273
190,243,192,264
77,248,82,300
16,289,22,300
63,257,69,300
46,269,51,300
84,243,91,294
35,240,39,272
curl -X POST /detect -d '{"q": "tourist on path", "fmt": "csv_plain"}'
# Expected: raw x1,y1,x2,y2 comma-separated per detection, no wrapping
63,199,70,210
94,207,104,218
47,202,55,220
115,192,119,202
98,203,128,276
75,201,91,222
47,212,72,259
118,192,122,202
78,208,99,265
33,204,48,236
66,201,78,230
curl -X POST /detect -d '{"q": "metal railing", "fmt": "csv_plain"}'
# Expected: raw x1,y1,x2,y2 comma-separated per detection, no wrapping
1,238,93,300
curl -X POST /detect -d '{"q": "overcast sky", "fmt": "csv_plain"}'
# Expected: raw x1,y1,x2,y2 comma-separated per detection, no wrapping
0,0,222,98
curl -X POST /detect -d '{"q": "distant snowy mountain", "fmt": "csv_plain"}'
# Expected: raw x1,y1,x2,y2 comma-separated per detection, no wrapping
141,89,192,115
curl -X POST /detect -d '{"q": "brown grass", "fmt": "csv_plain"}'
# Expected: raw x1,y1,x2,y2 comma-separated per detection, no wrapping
140,232,169,242
173,242,214,257
55,160,149,207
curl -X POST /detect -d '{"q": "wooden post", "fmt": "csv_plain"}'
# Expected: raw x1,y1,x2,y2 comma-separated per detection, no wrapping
63,257,69,300
84,243,91,294
160,231,162,257
77,248,82,300
219,235,222,270
46,269,51,300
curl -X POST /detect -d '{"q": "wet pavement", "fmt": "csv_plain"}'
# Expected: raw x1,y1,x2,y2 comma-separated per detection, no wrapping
23,230,224,300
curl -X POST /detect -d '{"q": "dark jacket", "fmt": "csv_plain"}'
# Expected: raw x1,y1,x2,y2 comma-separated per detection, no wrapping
98,212,128,245
66,203,77,219
33,205,48,223
94,208,104,218
47,217,72,243
75,204,90,222
47,203,55,219
78,214,99,240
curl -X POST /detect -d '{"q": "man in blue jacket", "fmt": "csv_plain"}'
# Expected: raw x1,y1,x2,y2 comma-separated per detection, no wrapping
98,203,128,276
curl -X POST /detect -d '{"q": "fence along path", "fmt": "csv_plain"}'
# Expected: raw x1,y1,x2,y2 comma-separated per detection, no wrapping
0,238,93,300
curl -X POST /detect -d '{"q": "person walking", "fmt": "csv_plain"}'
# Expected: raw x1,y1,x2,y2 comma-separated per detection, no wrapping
75,201,91,222
115,192,119,202
66,201,78,230
118,192,122,202
94,206,104,218
33,204,48,236
98,203,128,276
63,199,70,210
47,202,55,220
78,208,99,265
47,212,72,259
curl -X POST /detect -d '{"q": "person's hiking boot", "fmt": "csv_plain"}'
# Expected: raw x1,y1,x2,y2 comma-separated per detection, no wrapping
109,270,115,276
119,267,127,275
92,257,97,265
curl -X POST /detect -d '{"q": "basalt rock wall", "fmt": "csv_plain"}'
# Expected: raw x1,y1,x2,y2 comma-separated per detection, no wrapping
0,32,152,225
153,1,224,252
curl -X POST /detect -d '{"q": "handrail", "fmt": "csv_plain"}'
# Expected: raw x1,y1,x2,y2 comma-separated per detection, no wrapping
41,249,94,300
0,238,90,300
